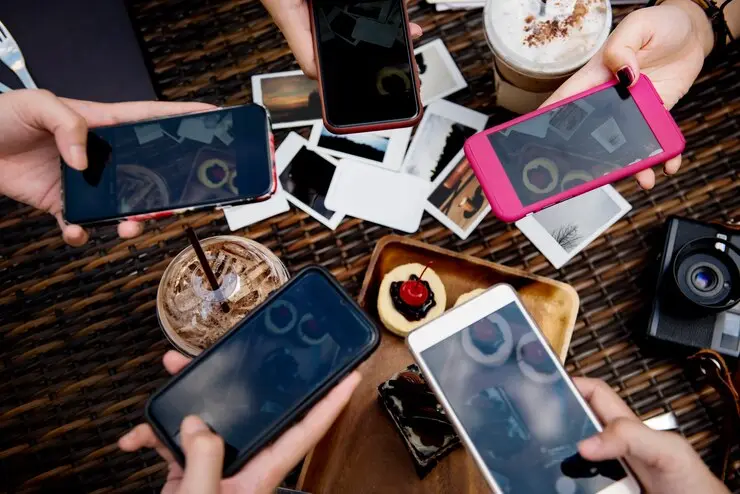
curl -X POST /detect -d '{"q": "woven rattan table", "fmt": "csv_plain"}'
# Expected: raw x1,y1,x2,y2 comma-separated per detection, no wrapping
1,1,739,492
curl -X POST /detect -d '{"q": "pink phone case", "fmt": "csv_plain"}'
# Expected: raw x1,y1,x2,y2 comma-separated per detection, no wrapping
464,75,685,222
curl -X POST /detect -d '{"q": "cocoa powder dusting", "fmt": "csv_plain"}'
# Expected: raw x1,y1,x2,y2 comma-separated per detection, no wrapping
524,0,597,47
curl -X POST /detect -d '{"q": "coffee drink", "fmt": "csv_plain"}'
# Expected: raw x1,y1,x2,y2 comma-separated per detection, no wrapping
484,0,612,113
157,235,290,356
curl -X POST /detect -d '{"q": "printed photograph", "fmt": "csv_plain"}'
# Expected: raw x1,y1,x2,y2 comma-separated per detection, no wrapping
415,39,467,105
253,72,321,127
427,154,490,239
279,147,337,220
534,188,621,253
403,114,477,181
316,126,389,162
515,186,632,268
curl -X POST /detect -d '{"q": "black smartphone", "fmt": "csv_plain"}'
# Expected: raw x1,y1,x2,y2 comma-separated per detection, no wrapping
145,266,380,477
62,104,275,225
309,0,423,133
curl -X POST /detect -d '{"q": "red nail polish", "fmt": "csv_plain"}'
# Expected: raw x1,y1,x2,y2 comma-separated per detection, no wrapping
617,67,635,87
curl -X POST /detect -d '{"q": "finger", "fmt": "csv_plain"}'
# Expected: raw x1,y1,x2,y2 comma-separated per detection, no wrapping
118,423,179,463
163,350,192,375
61,99,216,129
54,212,89,247
601,10,655,86
247,371,361,482
410,23,423,40
180,416,224,494
578,418,684,467
118,220,145,239
267,12,317,79
663,155,682,175
119,423,183,479
119,423,158,451
635,168,656,190
573,378,639,424
10,90,90,170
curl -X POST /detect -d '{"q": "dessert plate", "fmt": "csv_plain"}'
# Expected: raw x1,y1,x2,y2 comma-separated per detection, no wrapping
298,235,579,494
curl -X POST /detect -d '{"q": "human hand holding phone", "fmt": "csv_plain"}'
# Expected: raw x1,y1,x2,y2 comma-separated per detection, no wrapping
120,351,362,494
261,0,423,79
0,89,213,246
574,377,729,494
541,0,713,190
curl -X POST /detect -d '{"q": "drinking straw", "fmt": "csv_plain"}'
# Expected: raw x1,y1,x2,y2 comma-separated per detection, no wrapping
185,227,230,313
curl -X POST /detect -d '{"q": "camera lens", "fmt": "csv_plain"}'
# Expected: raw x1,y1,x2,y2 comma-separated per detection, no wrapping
691,264,719,291
672,238,740,312
686,262,723,298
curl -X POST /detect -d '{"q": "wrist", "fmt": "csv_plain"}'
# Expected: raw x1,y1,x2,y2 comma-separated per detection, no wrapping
664,0,716,56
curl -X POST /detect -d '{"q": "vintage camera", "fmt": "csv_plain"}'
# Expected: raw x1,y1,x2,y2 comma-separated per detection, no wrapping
647,216,740,356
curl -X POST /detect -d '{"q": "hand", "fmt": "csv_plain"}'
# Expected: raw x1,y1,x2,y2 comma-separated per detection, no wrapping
261,0,423,79
119,351,362,494
574,377,729,494
0,89,213,246
542,0,714,190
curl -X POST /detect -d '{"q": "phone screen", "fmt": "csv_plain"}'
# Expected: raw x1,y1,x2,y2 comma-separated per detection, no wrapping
311,0,420,128
421,301,628,493
147,269,378,472
487,86,663,206
63,105,272,224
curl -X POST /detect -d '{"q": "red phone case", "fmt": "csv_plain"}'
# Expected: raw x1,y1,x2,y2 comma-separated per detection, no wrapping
307,0,424,134
464,75,685,222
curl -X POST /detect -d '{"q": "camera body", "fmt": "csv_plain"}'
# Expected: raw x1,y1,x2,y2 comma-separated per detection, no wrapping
647,216,740,356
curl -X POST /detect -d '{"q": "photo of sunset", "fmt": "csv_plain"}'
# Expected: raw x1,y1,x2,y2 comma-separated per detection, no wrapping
261,74,322,124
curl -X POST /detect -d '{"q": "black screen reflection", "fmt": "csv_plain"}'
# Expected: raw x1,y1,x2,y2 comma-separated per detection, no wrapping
421,302,627,493
149,270,376,471
63,105,272,223
312,0,419,127
487,87,663,206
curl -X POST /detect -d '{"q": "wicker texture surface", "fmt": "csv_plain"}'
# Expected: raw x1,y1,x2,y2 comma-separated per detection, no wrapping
0,0,739,492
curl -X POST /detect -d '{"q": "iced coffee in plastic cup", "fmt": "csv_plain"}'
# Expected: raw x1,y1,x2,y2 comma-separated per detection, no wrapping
484,0,612,113
157,235,290,356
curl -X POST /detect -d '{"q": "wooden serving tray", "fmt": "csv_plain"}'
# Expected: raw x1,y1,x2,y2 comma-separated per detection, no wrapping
298,235,579,494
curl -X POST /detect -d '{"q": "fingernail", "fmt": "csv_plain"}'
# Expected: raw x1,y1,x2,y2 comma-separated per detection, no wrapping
616,66,635,87
69,144,87,169
579,435,602,454
181,416,208,435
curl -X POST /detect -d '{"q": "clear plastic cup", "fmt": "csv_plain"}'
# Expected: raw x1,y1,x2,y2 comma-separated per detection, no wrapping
483,0,612,113
157,235,290,356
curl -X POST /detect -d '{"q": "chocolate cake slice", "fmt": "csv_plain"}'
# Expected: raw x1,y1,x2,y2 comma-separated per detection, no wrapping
377,364,460,478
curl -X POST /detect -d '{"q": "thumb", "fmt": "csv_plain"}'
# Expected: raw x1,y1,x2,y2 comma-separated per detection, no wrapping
179,416,224,494
578,418,682,468
601,10,655,86
12,89,90,170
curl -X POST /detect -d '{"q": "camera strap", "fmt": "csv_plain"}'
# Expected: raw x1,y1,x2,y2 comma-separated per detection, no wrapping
688,349,740,481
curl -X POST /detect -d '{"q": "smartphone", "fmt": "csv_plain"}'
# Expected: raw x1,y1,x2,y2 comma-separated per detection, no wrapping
465,76,685,222
145,266,380,477
407,284,642,494
62,104,276,226
308,0,423,133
